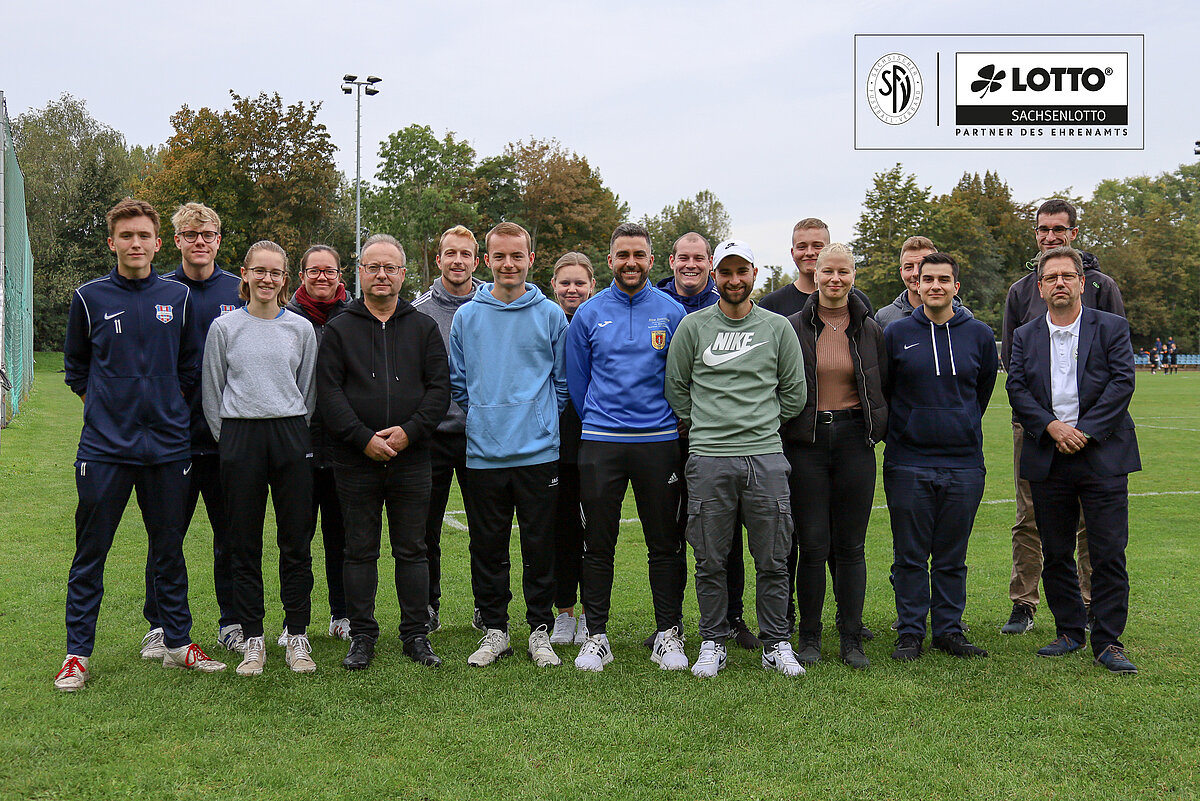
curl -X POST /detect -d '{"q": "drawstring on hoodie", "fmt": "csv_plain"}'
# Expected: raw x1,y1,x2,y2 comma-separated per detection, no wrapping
929,321,958,377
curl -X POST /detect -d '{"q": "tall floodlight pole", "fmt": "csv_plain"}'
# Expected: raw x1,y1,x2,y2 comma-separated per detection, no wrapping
341,75,382,297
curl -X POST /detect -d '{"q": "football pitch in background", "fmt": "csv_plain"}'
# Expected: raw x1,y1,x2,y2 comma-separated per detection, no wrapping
1,354,1196,800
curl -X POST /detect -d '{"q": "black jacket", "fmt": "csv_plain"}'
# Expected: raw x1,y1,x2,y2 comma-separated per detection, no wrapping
287,296,349,467
783,291,888,447
316,298,451,469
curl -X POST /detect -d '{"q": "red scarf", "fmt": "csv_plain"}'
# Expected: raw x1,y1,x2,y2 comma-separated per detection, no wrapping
293,283,347,325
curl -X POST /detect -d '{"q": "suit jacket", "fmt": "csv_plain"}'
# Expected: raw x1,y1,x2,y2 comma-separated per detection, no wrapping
1006,305,1141,483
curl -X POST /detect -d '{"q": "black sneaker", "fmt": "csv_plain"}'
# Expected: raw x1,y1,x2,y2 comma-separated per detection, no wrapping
796,632,822,665
1085,609,1097,635
1037,634,1084,657
471,607,485,633
342,634,376,670
835,611,874,642
427,605,441,634
642,630,657,649
1094,644,1137,675
1001,603,1035,634
891,633,924,661
931,632,989,658
839,634,870,670
403,634,442,667
730,617,762,650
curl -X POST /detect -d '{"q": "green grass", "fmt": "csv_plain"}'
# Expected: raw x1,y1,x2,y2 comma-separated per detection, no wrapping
1,354,1197,800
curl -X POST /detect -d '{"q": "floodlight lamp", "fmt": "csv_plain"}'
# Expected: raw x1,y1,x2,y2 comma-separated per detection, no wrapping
344,74,358,82
364,86,379,96
367,76,382,84
342,86,353,94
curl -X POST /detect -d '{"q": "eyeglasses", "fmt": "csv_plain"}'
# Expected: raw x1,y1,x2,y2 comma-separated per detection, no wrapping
1033,225,1075,236
361,263,403,275
1039,271,1081,285
248,268,286,280
303,267,340,278
179,231,219,243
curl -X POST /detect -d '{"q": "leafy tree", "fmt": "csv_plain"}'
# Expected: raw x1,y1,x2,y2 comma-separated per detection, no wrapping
641,190,732,284
852,164,934,309
13,94,140,349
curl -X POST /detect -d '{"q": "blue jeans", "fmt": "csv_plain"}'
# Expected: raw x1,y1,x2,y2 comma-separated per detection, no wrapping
884,463,985,639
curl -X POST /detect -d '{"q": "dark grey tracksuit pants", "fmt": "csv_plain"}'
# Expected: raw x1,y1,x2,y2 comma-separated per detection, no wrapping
684,453,793,646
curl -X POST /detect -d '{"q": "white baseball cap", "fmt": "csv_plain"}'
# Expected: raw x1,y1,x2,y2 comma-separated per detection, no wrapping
712,239,754,270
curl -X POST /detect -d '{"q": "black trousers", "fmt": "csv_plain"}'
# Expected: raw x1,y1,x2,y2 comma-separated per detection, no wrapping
461,461,558,632
69,459,192,656
220,417,314,639
312,465,347,620
335,457,432,642
787,418,876,637
1030,453,1130,655
145,452,236,629
425,431,467,612
579,440,684,636
553,462,585,610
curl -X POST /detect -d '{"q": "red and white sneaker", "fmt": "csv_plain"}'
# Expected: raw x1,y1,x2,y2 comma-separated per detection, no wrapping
55,655,89,692
163,643,227,672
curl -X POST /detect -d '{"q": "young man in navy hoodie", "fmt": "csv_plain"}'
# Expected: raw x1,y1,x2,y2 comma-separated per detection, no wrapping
449,222,570,669
57,198,226,691
566,222,688,672
883,253,996,662
143,202,244,658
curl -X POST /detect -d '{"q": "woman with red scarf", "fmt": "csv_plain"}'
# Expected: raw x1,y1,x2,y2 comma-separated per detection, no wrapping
285,245,352,642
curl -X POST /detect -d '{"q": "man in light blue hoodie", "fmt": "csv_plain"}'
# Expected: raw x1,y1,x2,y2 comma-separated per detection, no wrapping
449,221,570,669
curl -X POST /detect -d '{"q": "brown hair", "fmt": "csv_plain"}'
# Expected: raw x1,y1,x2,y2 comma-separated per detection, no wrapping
106,197,160,237
485,221,532,253
552,252,594,281
900,235,936,258
300,244,341,272
792,217,829,236
1036,246,1083,279
240,240,291,305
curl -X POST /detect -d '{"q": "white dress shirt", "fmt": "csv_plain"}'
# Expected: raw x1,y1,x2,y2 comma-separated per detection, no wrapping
1046,311,1081,426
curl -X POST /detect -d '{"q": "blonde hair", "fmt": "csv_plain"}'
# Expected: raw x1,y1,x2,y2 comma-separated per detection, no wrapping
816,242,855,268
438,225,478,255
240,240,291,305
552,252,594,281
171,202,221,234
900,235,936,259
485,221,532,252
792,217,829,236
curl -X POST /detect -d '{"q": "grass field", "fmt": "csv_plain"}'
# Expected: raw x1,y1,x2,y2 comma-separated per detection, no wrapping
1,353,1197,800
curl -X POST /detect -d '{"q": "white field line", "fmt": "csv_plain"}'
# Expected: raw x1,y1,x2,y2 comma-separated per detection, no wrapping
1138,424,1200,433
442,490,1199,527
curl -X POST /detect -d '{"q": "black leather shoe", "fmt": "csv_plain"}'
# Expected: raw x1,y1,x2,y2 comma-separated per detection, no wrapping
932,632,989,658
342,634,376,670
403,634,442,667
1094,644,1137,675
730,617,762,650
891,633,924,661
1037,634,1084,657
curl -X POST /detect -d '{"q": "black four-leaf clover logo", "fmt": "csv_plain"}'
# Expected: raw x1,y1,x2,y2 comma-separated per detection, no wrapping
971,65,1006,97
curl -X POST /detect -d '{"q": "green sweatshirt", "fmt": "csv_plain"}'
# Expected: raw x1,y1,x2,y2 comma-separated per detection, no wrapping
665,303,806,456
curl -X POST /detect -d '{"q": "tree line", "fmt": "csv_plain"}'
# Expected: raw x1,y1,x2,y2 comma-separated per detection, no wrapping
14,93,1196,350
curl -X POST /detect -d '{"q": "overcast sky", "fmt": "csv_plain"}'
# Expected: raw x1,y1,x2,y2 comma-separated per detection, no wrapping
3,0,1196,273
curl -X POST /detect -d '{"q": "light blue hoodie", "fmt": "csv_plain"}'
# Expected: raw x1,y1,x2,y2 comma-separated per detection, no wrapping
449,282,569,468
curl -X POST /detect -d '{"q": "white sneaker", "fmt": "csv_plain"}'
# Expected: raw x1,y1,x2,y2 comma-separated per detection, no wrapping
762,640,806,677
651,626,690,671
276,626,290,647
218,624,246,653
528,625,563,667
328,618,351,640
468,629,512,667
237,636,266,676
692,640,726,678
286,633,317,673
574,633,613,672
55,655,89,692
140,628,166,660
574,613,590,645
163,643,227,672
549,612,577,645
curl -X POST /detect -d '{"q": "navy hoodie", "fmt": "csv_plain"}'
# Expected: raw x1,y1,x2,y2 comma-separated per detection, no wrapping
655,276,719,313
883,306,998,469
64,268,200,465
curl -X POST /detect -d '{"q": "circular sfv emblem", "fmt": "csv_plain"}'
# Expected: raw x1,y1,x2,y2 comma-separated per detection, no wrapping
867,53,923,125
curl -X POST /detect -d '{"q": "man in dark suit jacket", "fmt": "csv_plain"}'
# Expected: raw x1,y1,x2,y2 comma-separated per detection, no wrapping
1006,246,1141,674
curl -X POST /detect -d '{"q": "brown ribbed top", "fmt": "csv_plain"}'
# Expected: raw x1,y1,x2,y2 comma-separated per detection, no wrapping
815,304,859,411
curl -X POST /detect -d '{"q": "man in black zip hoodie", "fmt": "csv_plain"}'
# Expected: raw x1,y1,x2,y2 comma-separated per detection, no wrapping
316,234,451,670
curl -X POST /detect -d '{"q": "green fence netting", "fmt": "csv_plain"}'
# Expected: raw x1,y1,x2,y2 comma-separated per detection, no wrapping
1,90,35,427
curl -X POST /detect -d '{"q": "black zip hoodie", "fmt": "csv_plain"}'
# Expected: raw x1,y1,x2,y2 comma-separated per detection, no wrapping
316,297,451,469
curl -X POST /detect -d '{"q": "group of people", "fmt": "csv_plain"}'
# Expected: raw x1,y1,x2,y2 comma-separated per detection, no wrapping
1144,338,1179,374
54,195,1142,691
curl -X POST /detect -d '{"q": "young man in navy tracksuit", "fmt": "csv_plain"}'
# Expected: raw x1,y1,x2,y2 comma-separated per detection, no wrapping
567,222,688,672
883,253,996,663
56,198,226,692
143,202,244,658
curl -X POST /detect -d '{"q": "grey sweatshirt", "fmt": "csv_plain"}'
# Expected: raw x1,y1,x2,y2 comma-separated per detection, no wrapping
412,277,482,435
202,307,318,440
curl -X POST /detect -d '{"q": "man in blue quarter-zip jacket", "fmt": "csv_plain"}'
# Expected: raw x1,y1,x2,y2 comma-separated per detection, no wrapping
566,222,689,673
56,198,226,692
143,202,245,660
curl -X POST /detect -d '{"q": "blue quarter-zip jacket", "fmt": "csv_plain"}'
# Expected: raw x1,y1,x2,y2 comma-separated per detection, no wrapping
64,268,201,464
566,282,686,443
883,306,998,469
449,283,569,469
166,264,243,454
